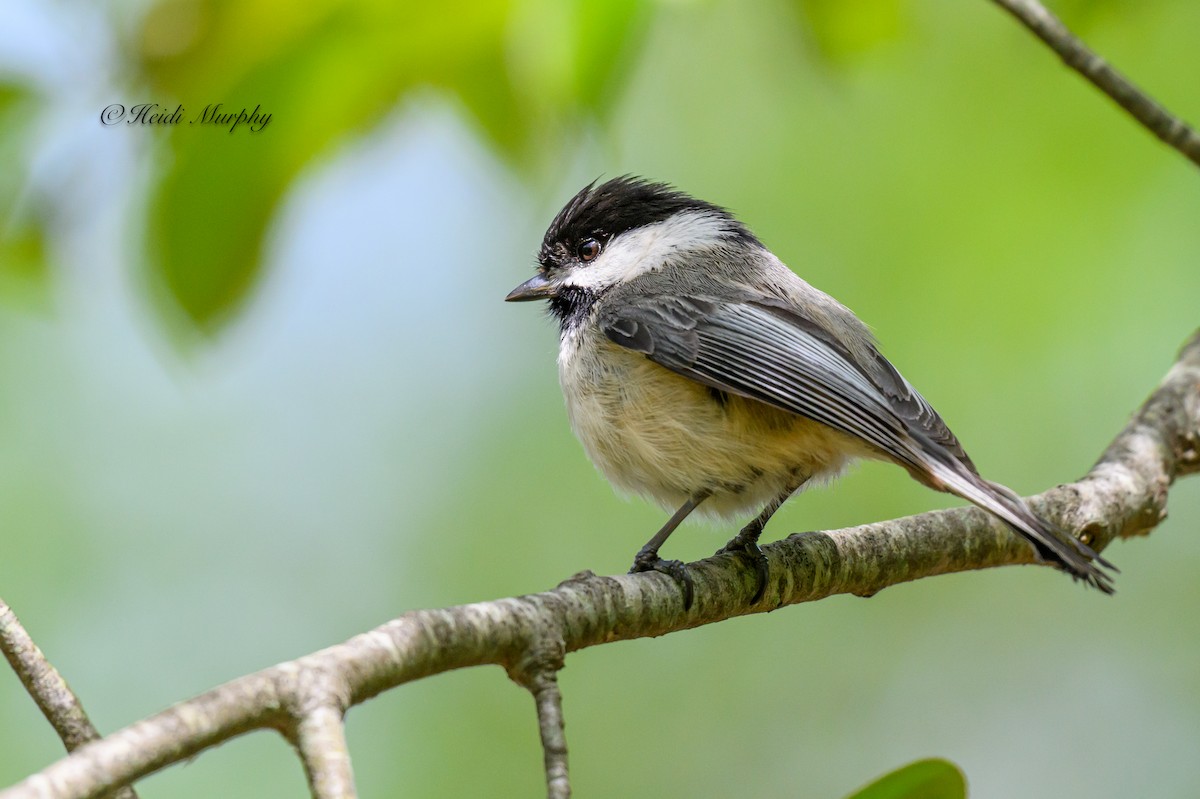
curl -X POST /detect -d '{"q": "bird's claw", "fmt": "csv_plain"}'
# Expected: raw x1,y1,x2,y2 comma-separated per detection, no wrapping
716,534,769,604
629,552,695,610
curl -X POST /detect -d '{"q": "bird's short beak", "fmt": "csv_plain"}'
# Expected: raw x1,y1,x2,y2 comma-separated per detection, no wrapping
505,273,555,302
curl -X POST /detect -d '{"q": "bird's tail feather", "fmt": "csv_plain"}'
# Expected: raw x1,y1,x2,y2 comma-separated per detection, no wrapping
926,459,1116,594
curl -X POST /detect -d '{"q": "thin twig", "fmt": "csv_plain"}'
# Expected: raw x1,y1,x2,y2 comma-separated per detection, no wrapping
2,330,1196,799
0,601,137,799
508,636,571,798
991,0,1200,169
0,601,103,751
294,704,356,799
530,675,570,799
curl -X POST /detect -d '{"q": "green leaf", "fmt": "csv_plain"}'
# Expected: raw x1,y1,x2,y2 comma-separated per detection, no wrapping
844,758,967,799
139,0,506,333
0,84,50,309
792,0,906,62
505,0,648,117
0,224,48,308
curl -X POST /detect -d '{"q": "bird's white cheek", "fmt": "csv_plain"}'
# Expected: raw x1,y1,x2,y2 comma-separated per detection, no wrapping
558,210,732,292
559,246,653,292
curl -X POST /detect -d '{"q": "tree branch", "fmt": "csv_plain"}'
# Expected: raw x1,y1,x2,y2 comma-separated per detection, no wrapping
0,601,138,799
293,702,356,799
990,0,1200,169
507,633,570,799
2,329,1197,799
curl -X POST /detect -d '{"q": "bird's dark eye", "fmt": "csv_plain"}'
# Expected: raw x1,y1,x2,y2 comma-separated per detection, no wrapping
577,238,602,262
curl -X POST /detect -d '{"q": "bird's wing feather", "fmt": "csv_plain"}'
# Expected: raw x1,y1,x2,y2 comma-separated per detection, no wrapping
860,345,976,471
749,297,977,473
598,293,939,474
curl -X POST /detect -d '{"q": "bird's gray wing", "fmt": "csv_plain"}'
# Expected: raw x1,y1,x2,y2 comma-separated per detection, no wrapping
858,344,976,471
597,294,952,475
749,297,976,473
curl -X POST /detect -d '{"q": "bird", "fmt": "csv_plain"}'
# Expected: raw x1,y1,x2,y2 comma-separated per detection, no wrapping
506,176,1114,608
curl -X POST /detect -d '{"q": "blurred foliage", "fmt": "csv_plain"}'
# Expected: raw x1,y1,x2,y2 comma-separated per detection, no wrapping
793,0,907,61
1,0,1199,797
845,758,967,799
0,85,49,309
133,0,648,334
0,0,1150,336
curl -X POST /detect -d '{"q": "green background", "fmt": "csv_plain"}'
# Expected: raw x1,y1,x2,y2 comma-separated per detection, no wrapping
1,0,1198,796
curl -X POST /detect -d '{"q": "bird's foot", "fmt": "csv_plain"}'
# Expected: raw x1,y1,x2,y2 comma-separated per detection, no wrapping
629,550,695,610
716,531,769,604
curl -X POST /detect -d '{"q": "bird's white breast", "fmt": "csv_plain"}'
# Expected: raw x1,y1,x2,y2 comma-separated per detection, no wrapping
557,323,866,519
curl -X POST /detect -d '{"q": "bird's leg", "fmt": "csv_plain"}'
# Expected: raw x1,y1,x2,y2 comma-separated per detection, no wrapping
717,476,809,604
629,491,711,610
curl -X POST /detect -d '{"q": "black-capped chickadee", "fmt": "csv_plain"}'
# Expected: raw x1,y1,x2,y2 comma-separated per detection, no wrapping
507,176,1114,606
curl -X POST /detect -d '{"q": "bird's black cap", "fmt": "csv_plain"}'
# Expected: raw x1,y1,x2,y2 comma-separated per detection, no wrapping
538,176,757,266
